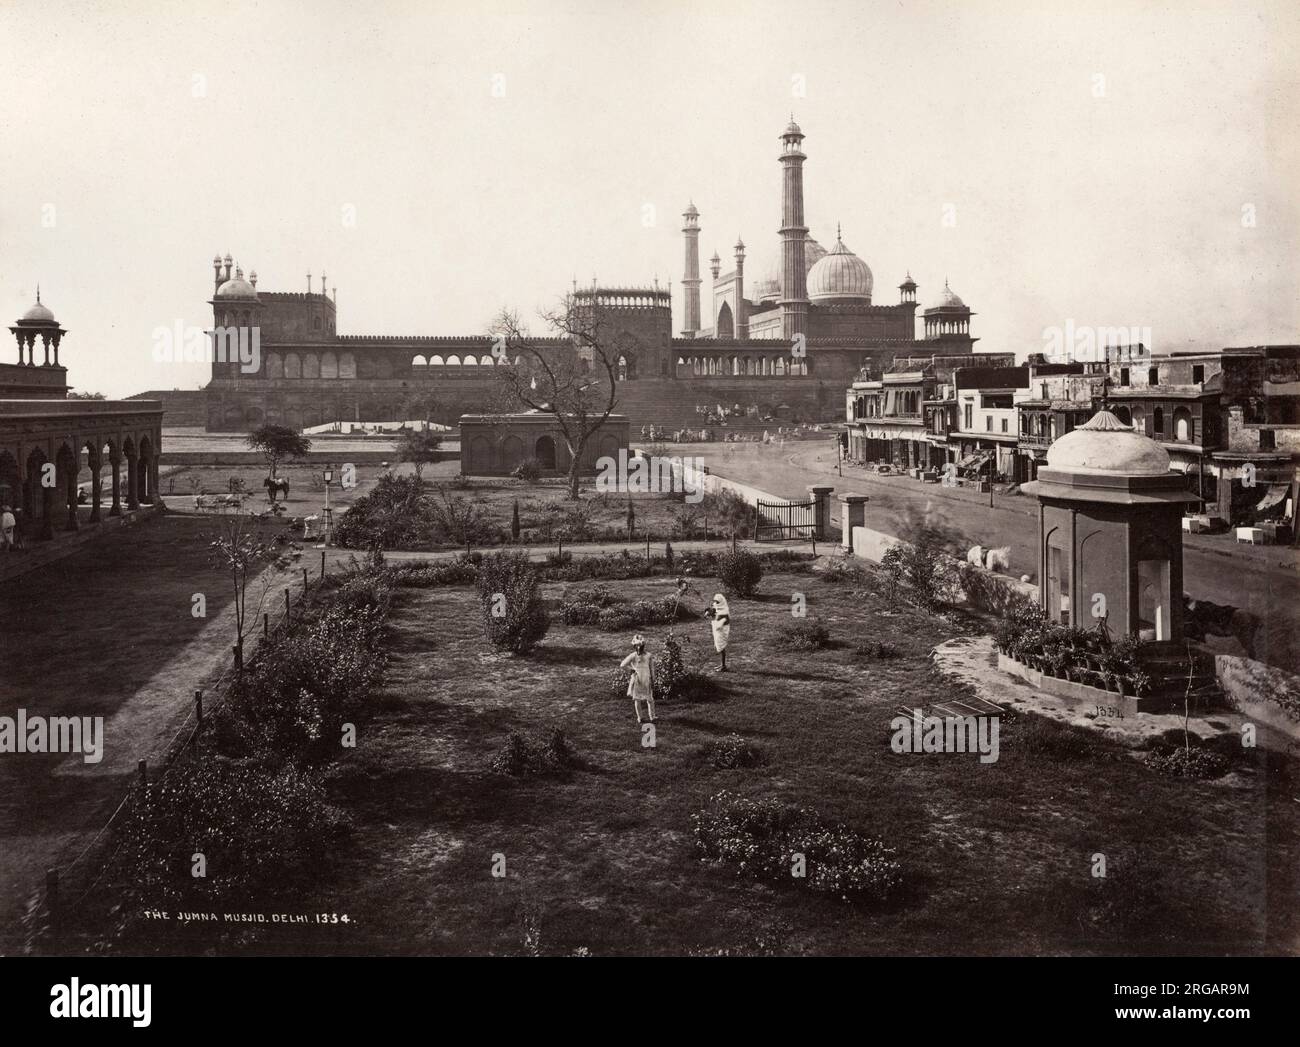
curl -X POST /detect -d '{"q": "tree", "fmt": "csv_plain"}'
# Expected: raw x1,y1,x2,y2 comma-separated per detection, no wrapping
399,389,442,431
489,293,634,500
395,428,442,480
208,514,285,666
68,390,107,400
247,424,311,478
511,499,521,540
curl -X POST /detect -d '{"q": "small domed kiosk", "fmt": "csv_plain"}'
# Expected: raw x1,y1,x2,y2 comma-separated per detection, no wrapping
1022,409,1199,642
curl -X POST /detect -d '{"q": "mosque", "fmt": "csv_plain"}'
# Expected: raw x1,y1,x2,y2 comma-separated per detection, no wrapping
199,119,988,432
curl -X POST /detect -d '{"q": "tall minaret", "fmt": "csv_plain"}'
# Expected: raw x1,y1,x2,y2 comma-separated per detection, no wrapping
681,201,702,336
734,238,748,340
778,117,808,341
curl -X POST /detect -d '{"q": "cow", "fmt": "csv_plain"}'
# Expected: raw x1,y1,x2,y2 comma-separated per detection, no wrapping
966,545,986,568
984,546,1011,573
264,476,291,502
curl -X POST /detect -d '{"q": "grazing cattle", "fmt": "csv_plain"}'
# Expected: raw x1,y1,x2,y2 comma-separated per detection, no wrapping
264,476,291,502
1183,594,1260,659
984,546,1011,573
966,545,986,567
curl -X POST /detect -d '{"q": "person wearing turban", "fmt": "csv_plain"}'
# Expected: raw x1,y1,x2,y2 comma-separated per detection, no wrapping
704,593,731,671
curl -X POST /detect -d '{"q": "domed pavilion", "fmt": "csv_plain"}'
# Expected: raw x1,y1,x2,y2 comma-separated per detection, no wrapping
1022,409,1199,642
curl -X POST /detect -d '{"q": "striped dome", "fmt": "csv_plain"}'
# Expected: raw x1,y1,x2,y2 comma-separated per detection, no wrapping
807,231,872,304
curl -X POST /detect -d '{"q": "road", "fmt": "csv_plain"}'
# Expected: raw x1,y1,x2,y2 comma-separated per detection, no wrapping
675,440,1300,676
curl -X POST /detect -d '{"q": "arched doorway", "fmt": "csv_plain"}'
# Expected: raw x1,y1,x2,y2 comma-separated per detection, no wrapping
0,451,19,513
501,435,525,472
535,435,557,471
716,302,734,339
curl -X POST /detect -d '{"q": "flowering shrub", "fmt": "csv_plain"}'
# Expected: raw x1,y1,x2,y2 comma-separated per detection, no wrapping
705,734,763,769
115,760,340,910
692,791,901,902
386,556,479,587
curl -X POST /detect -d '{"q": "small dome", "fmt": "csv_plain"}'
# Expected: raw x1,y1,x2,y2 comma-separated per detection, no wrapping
783,118,802,137
683,201,699,217
21,299,56,324
1045,410,1171,476
806,231,873,303
933,279,965,309
216,271,258,299
899,271,917,289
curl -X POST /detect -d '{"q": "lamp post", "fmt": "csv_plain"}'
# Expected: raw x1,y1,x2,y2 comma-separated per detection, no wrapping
322,464,334,546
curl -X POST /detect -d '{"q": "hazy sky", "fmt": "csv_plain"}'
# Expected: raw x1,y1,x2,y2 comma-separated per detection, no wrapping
2,0,1297,397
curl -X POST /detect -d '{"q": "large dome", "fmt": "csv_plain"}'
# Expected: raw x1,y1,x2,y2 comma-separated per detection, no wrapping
807,231,872,303
1046,410,1170,476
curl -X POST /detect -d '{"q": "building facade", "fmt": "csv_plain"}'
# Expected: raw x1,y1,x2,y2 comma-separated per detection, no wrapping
199,119,982,434
2,293,164,541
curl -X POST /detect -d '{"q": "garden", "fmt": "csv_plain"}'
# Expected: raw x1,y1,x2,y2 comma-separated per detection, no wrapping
53,540,1300,956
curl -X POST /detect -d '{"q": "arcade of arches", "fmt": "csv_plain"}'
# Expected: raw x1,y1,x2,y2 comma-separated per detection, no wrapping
0,402,163,541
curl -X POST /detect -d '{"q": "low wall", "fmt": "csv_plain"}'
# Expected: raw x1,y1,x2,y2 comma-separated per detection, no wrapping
159,450,456,466
1215,655,1300,742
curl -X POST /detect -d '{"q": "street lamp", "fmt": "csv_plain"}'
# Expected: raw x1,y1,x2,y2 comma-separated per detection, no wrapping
322,464,334,547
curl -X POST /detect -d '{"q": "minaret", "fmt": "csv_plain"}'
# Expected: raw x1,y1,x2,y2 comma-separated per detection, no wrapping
734,238,748,340
778,117,808,340
681,202,702,336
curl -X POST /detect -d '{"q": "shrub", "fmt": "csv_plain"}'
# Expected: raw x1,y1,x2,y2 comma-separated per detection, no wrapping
511,499,521,540
114,760,340,909
780,616,830,651
333,473,430,550
692,791,901,902
386,556,479,587
717,549,763,597
705,734,763,769
476,552,550,654
665,541,674,570
880,541,955,613
512,457,542,482
1146,745,1230,780
490,732,532,776
653,633,688,700
699,489,753,538
489,727,578,777
853,640,899,661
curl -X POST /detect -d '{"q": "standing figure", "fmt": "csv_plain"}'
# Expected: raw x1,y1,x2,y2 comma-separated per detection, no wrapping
704,593,731,671
620,634,656,724
0,506,14,552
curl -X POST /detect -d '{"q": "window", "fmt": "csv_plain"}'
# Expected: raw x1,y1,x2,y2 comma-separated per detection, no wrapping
1148,367,1159,387
982,393,1014,409
1260,429,1276,451
986,416,993,431
964,404,973,429
1192,364,1205,384
1120,368,1130,386
1001,418,1008,433
1153,407,1164,434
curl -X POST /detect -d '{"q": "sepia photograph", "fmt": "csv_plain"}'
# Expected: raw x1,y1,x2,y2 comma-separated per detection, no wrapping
0,0,1297,1026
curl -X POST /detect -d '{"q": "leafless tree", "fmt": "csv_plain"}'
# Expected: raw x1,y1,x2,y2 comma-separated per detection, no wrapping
489,292,635,500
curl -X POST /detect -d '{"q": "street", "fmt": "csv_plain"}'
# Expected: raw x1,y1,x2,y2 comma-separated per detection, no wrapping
679,439,1300,676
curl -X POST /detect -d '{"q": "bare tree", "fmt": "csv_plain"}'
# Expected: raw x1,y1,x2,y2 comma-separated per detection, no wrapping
489,292,634,500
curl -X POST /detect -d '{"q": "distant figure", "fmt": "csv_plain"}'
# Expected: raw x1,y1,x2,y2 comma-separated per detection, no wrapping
1,506,14,552
264,476,291,502
704,593,731,671
619,634,656,724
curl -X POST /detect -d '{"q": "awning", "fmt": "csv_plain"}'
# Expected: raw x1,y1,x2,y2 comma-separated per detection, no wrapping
955,449,993,471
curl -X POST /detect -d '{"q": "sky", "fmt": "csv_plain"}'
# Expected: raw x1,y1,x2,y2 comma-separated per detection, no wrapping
1,0,1297,397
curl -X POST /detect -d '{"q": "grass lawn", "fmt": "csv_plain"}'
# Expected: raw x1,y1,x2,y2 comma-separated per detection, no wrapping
289,564,1298,956
161,463,390,518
